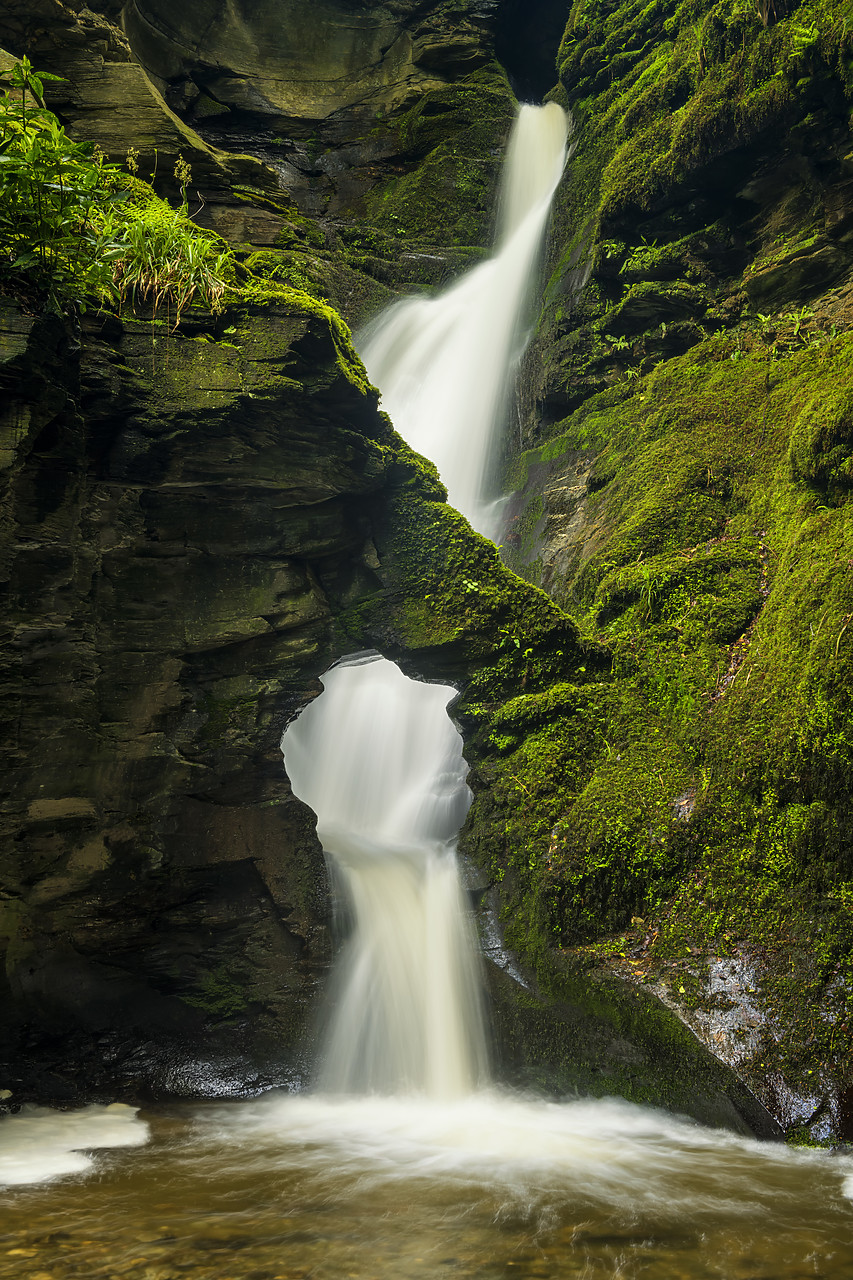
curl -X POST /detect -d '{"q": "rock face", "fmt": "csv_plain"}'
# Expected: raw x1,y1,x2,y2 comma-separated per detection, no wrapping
120,0,517,255
124,0,496,125
484,955,780,1138
0,1,519,308
0,0,534,1104
0,279,584,1102
0,297,370,1097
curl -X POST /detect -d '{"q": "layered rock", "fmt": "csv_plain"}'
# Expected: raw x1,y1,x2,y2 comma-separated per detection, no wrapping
0,280,588,1102
0,1,519,306
124,0,497,126
0,297,371,1096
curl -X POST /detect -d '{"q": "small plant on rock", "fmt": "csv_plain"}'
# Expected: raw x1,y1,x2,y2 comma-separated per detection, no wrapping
98,171,234,322
0,58,235,320
0,57,122,309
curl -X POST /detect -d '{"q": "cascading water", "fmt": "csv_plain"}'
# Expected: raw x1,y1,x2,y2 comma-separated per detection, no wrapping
281,103,568,1101
281,657,488,1097
358,101,569,538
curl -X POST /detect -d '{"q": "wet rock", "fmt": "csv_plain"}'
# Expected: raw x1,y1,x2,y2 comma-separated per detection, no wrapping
613,951,852,1144
122,0,495,127
744,240,850,308
0,276,583,1101
484,946,781,1139
0,295,385,1098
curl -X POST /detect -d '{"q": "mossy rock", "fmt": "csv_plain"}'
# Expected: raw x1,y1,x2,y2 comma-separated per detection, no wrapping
485,956,781,1137
467,321,853,1127
788,385,853,489
362,68,517,247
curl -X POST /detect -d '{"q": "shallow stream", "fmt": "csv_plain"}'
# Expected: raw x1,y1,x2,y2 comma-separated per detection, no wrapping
2,1094,853,1279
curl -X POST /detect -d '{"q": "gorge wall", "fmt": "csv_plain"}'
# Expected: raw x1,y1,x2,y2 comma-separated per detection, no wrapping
0,280,578,1099
467,0,853,1143
1,0,851,1143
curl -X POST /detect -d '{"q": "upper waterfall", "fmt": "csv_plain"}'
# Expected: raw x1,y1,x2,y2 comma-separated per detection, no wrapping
357,102,569,539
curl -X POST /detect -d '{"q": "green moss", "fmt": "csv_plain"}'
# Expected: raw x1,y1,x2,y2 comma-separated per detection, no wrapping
361,68,517,246
788,384,853,489
242,247,339,304
530,0,853,429
465,326,853,1093
330,432,590,702
274,212,326,251
487,952,777,1133
559,0,851,227
238,278,373,395
230,185,296,217
182,963,249,1018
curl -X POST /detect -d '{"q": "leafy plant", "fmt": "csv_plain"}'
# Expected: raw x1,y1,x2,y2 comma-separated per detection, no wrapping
785,304,815,340
787,20,820,62
0,58,123,308
0,58,235,320
98,181,234,321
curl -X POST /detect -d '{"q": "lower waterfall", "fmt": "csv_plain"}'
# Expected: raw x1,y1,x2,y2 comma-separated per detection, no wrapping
281,657,488,1097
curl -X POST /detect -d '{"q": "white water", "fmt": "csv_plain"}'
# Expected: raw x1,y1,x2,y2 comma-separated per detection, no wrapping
279,104,569,1101
0,1103,147,1187
193,1090,853,1217
281,657,488,1097
358,101,569,538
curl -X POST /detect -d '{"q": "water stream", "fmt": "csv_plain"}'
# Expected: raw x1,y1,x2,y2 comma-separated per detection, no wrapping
280,656,488,1098
2,103,853,1279
2,1096,853,1278
359,101,569,540
277,102,571,1103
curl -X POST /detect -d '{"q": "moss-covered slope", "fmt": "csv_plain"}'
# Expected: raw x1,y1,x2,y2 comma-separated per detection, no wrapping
479,0,853,1141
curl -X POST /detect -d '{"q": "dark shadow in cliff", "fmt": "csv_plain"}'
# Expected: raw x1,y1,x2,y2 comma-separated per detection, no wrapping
494,0,572,102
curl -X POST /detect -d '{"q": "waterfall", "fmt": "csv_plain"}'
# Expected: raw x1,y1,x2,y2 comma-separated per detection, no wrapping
281,657,488,1096
358,101,569,538
281,103,568,1099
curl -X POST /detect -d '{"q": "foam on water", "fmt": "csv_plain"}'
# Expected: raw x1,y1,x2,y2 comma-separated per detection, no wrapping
0,1103,149,1187
191,1089,853,1221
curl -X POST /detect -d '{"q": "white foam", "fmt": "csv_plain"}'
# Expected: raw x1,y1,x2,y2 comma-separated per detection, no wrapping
0,1103,149,1187
193,1090,853,1219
